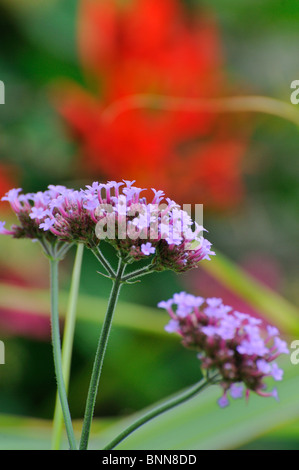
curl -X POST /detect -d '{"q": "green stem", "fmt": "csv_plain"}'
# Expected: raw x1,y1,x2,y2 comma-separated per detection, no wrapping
103,376,214,450
122,264,155,283
51,244,84,450
49,258,77,450
79,258,126,450
91,245,116,278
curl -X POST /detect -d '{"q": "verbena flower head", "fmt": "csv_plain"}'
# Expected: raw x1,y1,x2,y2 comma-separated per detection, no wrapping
1,181,214,272
0,186,65,242
0,185,97,248
81,180,214,271
88,181,214,272
0,185,75,258
159,292,289,407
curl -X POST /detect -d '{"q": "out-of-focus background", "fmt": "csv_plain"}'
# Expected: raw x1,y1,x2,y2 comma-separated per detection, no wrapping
0,0,299,450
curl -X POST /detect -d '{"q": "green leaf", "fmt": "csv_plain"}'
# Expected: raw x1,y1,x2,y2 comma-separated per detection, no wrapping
92,356,299,450
0,282,168,338
201,252,299,336
0,0,77,63
0,357,297,450
0,414,114,450
0,247,299,340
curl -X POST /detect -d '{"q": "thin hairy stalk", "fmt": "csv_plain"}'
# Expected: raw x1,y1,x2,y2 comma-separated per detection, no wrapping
79,258,126,450
55,242,74,260
38,239,52,258
91,244,116,277
122,264,156,282
51,244,84,450
103,375,218,450
49,258,77,450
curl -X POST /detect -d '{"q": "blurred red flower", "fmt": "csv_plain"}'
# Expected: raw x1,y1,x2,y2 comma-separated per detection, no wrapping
55,0,249,209
0,164,16,201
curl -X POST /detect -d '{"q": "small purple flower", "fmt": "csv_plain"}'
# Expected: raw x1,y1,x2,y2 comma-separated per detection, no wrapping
0,221,12,235
267,325,279,337
1,188,22,203
273,337,289,355
39,218,56,231
157,299,173,310
151,189,165,204
230,384,244,400
141,242,156,256
206,298,222,308
218,395,229,408
29,207,49,220
271,363,284,381
85,182,102,192
202,326,219,337
164,319,180,333
256,359,271,375
234,312,250,322
237,336,269,356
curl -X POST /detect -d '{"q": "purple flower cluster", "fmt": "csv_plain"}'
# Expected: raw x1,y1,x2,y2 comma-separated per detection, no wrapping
158,292,289,407
0,181,214,272
0,186,68,243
